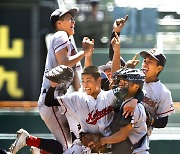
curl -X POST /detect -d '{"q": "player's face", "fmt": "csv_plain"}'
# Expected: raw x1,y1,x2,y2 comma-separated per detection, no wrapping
119,79,139,97
127,82,140,97
82,74,101,98
104,68,112,80
57,13,75,36
142,55,163,82
118,79,129,89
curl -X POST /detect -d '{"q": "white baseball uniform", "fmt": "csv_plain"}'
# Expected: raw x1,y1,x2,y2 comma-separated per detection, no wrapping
38,30,82,150
56,90,117,137
142,80,174,135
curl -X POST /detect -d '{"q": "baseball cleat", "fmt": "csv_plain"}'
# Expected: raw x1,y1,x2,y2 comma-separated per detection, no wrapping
9,128,29,154
30,146,41,154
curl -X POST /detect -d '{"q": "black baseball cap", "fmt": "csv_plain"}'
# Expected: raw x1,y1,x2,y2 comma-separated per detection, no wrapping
140,48,166,67
50,7,78,28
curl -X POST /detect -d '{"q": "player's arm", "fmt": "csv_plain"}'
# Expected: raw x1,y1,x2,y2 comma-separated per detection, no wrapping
109,17,127,67
55,47,86,67
111,32,121,74
151,91,173,128
100,123,132,145
151,116,168,128
109,31,120,61
84,39,94,68
71,70,81,91
123,90,144,117
45,86,60,107
56,37,94,67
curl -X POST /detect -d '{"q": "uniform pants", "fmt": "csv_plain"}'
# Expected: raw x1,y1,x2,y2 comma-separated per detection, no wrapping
38,101,72,150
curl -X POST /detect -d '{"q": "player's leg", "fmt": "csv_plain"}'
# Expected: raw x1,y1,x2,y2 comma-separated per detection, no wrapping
38,103,72,150
9,128,63,154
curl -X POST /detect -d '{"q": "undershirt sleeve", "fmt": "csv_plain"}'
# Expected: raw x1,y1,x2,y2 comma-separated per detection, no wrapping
45,87,60,107
152,116,168,128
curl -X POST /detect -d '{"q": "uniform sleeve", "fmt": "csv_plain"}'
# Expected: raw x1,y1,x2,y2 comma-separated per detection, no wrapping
52,31,69,53
45,87,60,106
157,90,174,118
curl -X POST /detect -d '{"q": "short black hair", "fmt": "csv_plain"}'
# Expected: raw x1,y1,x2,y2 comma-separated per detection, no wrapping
82,66,101,80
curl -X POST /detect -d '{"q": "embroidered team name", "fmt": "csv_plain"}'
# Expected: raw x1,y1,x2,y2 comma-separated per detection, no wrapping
86,106,113,125
142,96,157,107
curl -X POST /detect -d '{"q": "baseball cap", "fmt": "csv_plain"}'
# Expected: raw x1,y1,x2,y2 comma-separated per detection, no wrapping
140,48,166,67
98,61,112,72
50,7,78,28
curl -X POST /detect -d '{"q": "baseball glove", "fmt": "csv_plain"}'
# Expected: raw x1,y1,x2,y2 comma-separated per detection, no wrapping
45,65,74,84
80,133,106,152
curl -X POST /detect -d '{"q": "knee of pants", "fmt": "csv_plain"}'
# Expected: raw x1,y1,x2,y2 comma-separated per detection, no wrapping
38,104,53,122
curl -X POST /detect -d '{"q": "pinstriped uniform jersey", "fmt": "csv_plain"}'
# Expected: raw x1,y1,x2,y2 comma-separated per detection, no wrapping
142,81,174,136
56,90,117,137
38,31,82,104
142,81,174,119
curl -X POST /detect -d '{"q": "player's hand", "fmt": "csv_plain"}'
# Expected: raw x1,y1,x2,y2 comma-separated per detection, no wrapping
126,53,139,68
113,15,128,33
82,37,94,54
50,81,58,88
111,32,120,54
85,43,94,57
123,98,137,118
100,137,106,146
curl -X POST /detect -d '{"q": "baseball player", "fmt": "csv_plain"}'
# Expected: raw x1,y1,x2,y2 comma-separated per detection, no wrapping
99,68,149,154
140,49,174,135
38,6,94,151
44,65,142,153
9,7,94,154
109,33,174,149
108,17,174,133
38,6,94,152
8,65,141,154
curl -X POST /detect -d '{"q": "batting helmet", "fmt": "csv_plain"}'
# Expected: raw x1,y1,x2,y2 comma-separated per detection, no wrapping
112,68,145,87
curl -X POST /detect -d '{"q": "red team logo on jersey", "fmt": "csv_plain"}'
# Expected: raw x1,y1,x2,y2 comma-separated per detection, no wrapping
86,106,113,125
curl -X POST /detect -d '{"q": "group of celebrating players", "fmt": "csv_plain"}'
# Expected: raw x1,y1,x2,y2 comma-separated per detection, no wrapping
7,6,174,154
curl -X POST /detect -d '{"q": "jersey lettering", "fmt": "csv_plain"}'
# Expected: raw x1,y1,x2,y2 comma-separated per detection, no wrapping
142,96,157,107
86,106,113,125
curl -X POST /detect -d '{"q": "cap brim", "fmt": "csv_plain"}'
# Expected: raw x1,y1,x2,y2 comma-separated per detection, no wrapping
140,51,159,61
98,65,111,72
62,8,78,17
